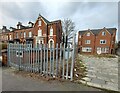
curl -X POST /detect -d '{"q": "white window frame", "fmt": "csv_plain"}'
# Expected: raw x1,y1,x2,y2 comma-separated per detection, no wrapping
100,40,106,44
86,32,90,36
16,33,18,38
38,29,42,36
50,27,53,36
9,34,12,40
24,32,26,38
29,23,32,27
102,31,106,36
97,47,109,53
29,31,32,37
82,47,92,52
85,40,91,44
38,20,41,26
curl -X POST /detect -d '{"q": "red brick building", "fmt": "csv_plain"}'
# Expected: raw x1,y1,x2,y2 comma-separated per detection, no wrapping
78,27,117,54
0,14,62,48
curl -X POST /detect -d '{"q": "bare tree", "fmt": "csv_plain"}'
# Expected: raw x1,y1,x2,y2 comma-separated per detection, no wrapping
62,18,75,48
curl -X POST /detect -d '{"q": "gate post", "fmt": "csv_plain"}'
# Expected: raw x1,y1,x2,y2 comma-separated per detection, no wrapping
70,34,76,81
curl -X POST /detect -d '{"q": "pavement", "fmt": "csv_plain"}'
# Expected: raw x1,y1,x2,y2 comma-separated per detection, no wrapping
78,54,119,92
1,67,105,92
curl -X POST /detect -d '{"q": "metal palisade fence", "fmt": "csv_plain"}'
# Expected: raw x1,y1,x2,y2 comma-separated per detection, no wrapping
7,41,76,81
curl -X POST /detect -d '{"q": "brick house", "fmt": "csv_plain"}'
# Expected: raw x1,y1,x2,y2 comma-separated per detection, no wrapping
78,27,117,54
0,14,62,48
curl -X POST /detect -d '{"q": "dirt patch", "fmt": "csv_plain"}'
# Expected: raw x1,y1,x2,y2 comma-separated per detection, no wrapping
73,56,87,81
13,70,66,82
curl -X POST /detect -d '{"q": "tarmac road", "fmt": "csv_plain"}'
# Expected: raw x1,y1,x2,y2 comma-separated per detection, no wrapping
1,67,106,92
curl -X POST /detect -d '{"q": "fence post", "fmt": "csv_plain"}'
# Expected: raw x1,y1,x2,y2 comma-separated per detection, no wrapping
70,34,75,81
40,44,43,74
7,43,10,66
28,44,30,72
66,44,70,79
46,44,48,76
59,43,62,77
62,44,65,79
52,44,55,76
50,46,52,76
43,44,46,75
56,43,58,77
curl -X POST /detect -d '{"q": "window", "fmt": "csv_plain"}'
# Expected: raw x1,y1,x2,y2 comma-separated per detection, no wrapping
24,32,26,38
38,20,41,26
38,29,42,36
50,27,53,36
102,31,106,36
82,47,92,52
85,40,91,44
29,32,32,37
16,33,18,38
97,47,109,53
100,40,106,44
86,32,90,36
9,34,12,40
20,32,22,37
29,23,32,27
6,35,8,40
79,35,81,38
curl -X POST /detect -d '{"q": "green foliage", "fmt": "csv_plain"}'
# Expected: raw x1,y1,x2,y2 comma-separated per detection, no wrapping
0,43,7,49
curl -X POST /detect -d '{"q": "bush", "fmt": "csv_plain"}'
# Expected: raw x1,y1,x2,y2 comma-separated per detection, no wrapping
1,43,7,49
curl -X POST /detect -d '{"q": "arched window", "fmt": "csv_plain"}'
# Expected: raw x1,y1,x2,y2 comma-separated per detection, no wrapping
50,26,53,36
48,39,54,48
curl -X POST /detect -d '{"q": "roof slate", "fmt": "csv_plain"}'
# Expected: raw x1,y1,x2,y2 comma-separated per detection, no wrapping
79,28,116,35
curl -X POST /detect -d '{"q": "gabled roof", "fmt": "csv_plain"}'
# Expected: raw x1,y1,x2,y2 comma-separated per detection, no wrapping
79,28,117,35
38,14,50,24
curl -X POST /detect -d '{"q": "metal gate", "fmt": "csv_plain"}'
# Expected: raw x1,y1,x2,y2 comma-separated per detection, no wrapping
7,42,75,80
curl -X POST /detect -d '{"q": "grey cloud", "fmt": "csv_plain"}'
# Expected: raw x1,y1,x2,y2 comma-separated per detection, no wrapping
0,1,118,41
0,2,46,23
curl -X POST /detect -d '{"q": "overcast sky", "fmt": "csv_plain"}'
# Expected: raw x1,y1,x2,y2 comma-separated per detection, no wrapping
0,0,119,41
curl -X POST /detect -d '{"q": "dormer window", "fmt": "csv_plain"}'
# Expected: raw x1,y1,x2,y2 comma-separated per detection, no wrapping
17,25,21,29
10,28,12,31
38,20,41,26
86,32,90,36
50,26,53,36
29,23,32,27
102,31,106,36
